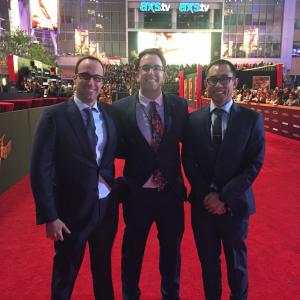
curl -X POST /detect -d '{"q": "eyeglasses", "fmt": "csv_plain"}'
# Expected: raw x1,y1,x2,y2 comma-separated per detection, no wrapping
76,72,104,82
207,76,234,86
139,65,164,73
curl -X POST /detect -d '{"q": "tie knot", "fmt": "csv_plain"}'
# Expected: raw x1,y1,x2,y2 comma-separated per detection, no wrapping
213,108,223,116
83,107,93,114
149,101,157,111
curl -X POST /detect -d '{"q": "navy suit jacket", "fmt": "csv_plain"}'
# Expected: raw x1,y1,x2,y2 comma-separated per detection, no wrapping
30,98,118,229
113,93,188,200
182,103,265,217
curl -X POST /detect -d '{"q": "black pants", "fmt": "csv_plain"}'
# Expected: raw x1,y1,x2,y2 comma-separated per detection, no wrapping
51,194,119,300
191,202,249,300
121,186,184,300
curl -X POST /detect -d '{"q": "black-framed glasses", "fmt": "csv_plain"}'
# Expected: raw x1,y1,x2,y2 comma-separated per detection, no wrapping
76,72,104,83
139,65,164,73
207,76,234,86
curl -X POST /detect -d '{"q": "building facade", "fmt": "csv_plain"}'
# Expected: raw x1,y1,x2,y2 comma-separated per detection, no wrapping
127,0,296,69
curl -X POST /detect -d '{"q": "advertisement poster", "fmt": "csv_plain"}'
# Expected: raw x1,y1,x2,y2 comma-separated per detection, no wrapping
252,76,271,90
184,79,187,99
189,78,193,100
75,29,89,55
30,0,58,30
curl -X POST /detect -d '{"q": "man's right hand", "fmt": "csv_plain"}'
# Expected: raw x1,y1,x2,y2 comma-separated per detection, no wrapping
46,219,71,241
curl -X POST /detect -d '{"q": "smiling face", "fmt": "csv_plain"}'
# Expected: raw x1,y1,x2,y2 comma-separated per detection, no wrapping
205,63,238,107
74,58,104,105
137,54,166,100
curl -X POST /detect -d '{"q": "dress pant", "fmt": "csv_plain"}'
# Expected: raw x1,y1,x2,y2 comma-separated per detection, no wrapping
121,185,184,300
191,201,249,300
51,193,119,300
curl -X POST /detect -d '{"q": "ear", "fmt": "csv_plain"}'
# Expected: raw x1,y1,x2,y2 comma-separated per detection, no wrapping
233,77,239,88
135,70,141,83
204,78,208,89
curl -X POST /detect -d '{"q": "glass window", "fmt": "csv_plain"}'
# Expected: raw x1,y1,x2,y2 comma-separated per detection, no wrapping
128,8,134,28
144,11,172,29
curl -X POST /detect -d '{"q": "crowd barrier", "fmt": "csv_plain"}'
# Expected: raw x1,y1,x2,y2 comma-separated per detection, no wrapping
0,97,68,194
199,98,300,141
0,97,68,112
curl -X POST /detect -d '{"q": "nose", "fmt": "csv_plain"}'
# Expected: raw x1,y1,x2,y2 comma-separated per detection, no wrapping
215,80,223,87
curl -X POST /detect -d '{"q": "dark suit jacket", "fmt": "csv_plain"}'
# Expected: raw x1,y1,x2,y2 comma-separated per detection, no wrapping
30,98,118,229
182,103,265,217
113,93,188,200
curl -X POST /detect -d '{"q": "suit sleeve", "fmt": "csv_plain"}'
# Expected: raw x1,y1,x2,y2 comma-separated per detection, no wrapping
112,101,127,159
182,116,211,200
221,113,265,208
30,109,58,224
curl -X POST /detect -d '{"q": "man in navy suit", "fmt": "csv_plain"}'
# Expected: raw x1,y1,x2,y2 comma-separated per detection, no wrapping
113,48,188,300
30,56,118,300
182,59,265,300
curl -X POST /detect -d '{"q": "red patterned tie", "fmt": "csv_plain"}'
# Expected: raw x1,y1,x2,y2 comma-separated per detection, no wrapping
149,101,167,191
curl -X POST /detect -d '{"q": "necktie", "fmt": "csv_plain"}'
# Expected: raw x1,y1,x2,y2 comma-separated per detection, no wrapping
149,101,163,151
212,108,223,153
149,101,166,191
83,107,98,160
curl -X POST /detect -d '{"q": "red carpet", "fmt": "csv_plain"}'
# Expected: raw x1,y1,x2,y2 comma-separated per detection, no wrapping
0,132,299,299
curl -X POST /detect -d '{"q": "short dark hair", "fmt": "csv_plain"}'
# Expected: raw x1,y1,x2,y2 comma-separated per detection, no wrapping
205,59,237,78
74,56,104,74
135,48,166,70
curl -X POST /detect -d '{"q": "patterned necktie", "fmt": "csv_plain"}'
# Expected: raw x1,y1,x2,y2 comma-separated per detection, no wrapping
149,101,163,151
149,101,166,191
212,108,223,153
83,107,98,160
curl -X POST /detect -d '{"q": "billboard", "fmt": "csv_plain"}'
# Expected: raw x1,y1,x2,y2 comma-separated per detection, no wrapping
138,32,211,65
244,28,258,56
30,0,58,30
75,29,89,55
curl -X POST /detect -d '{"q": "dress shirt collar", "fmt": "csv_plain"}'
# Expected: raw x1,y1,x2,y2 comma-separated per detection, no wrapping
138,90,163,107
210,99,233,114
74,96,100,113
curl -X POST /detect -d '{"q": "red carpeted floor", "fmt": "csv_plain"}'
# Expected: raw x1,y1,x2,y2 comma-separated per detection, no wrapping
0,132,299,300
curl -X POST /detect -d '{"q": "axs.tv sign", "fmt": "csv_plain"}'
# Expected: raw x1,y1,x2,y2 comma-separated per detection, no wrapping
139,1,210,13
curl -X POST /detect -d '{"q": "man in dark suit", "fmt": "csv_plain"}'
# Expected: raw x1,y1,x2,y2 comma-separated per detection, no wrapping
30,56,118,300
182,59,265,300
113,48,188,300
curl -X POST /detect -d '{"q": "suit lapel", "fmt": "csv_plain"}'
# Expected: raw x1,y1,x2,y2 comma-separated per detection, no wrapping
98,102,111,168
66,98,97,162
130,94,156,151
162,93,172,135
220,102,240,151
203,106,213,147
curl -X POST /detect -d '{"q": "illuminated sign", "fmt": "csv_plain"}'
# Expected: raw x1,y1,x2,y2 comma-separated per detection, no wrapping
140,2,170,12
139,2,209,13
138,32,211,65
30,0,58,30
179,3,209,13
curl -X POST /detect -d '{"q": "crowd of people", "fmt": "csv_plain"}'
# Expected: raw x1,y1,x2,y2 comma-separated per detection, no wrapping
232,85,300,106
1,61,299,107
